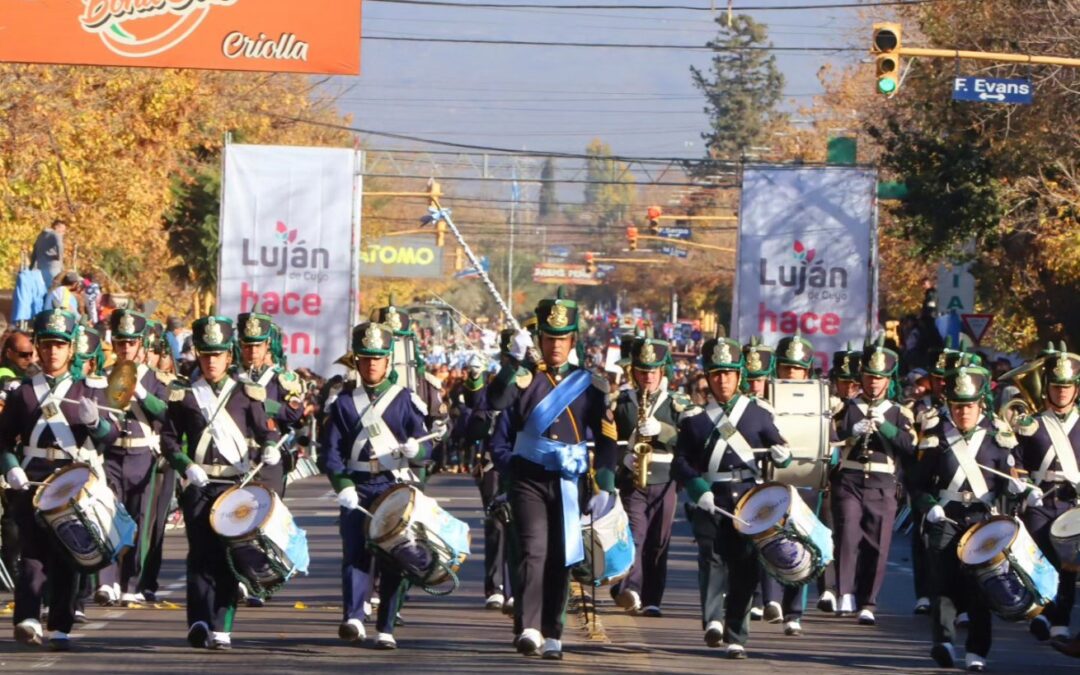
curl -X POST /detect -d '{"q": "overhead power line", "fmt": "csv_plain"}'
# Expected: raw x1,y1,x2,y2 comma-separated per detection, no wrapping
368,0,936,11
366,35,861,51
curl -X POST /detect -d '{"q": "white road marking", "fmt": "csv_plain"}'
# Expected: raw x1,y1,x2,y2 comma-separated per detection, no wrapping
80,622,108,631
165,582,185,590
103,611,126,619
31,658,59,669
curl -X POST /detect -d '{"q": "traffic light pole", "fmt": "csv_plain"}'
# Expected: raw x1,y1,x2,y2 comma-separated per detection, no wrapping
636,235,736,253
899,47,1080,68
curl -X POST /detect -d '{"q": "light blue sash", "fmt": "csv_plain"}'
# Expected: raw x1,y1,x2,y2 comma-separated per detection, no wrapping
513,369,592,566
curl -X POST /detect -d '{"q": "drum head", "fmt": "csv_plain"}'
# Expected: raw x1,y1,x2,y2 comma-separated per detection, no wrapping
368,486,417,543
959,518,1018,566
36,465,93,511
211,485,274,538
735,484,791,536
1051,507,1080,539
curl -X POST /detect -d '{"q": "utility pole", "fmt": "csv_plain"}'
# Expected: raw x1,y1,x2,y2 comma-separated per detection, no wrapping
507,169,519,318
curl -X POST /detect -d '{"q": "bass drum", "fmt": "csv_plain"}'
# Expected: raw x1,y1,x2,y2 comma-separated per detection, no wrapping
767,379,831,489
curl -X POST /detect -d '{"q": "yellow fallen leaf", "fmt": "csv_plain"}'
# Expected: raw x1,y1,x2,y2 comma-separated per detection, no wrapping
293,601,308,610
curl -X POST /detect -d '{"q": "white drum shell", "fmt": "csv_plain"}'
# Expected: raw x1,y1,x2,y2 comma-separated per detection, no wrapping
768,380,830,489
34,463,128,570
1050,507,1080,571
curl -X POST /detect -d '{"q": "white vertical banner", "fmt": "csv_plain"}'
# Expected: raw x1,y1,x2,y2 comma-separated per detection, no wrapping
733,166,877,373
218,144,360,375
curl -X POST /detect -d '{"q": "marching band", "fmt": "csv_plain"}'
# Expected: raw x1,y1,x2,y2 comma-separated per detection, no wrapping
0,295,1078,673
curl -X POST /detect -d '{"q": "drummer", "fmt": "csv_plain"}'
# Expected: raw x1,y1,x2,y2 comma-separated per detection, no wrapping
0,308,117,651
672,338,791,659
610,337,690,617
322,321,432,650
161,316,281,651
95,309,172,608
1015,344,1080,644
831,341,916,626
914,364,1042,672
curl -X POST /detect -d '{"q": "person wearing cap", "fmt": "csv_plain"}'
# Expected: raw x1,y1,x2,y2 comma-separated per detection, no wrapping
236,312,305,497
742,338,774,399
323,321,432,649
161,316,280,651
829,347,863,403
90,309,172,608
831,342,916,626
913,365,1040,672
0,308,118,650
490,295,619,660
1014,344,1080,644
609,337,690,617
672,338,791,659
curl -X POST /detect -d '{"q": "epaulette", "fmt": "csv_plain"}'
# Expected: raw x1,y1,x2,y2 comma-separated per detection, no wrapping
84,375,107,389
752,397,775,415
244,382,267,402
168,382,188,402
670,392,692,413
897,406,915,423
1015,415,1038,437
155,370,176,386
992,416,1018,449
679,405,704,422
410,391,430,416
514,366,533,390
591,372,610,394
829,395,844,415
918,435,940,450
278,369,303,397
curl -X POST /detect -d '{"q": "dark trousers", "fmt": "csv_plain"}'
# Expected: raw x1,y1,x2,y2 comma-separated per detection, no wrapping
925,517,992,656
1,488,20,585
257,463,287,496
180,482,238,632
340,484,404,634
9,488,79,633
1024,496,1077,628
690,504,759,646
478,468,511,598
831,472,897,609
911,505,931,599
615,479,676,607
102,449,154,592
139,462,177,595
509,469,572,639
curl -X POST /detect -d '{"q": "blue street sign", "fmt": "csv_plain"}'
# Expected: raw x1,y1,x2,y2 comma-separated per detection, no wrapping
952,77,1033,105
661,245,689,259
658,226,692,240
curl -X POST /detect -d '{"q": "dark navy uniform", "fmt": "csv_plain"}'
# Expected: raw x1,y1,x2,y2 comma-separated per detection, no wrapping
324,322,431,647
830,346,916,619
138,369,184,602
162,316,278,649
0,309,117,648
672,338,788,654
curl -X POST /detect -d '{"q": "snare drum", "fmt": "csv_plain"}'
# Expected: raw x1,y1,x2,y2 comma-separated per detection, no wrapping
367,485,471,593
573,497,635,587
1049,506,1080,572
735,482,834,586
768,380,831,489
34,463,137,571
957,515,1059,621
210,483,309,596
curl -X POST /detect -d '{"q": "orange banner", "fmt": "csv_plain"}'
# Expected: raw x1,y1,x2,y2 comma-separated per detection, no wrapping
0,1,362,75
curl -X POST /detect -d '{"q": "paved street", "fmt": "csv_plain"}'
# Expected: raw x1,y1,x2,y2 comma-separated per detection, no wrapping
0,474,1076,674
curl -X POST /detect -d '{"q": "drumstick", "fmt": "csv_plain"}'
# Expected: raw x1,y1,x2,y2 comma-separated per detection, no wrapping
58,398,126,415
238,462,265,490
711,505,751,527
976,463,1024,482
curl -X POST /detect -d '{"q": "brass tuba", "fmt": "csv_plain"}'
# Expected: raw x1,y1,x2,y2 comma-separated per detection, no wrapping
632,387,654,490
997,357,1044,426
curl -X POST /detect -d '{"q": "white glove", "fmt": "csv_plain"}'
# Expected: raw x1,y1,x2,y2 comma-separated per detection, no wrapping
1025,485,1044,508
853,419,875,436
510,329,533,361
869,406,887,424
769,444,792,464
184,464,209,488
622,452,637,472
77,397,100,427
637,417,662,438
926,504,947,524
1006,476,1029,496
587,491,615,517
431,419,449,441
262,444,282,466
337,486,360,511
5,467,29,491
398,437,421,459
696,490,717,514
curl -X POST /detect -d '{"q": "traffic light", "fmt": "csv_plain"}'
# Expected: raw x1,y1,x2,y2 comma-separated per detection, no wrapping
584,252,596,275
454,246,465,271
436,220,446,247
646,205,662,232
872,22,901,96
626,225,639,251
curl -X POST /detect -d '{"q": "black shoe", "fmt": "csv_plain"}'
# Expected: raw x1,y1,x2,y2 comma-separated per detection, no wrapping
141,590,158,603
930,643,955,668
763,602,783,624
47,637,72,652
209,637,232,650
73,611,88,624
1029,616,1051,642
14,623,43,647
640,606,663,618
727,645,747,659
704,625,724,648
187,622,210,649
246,596,265,608
394,613,406,627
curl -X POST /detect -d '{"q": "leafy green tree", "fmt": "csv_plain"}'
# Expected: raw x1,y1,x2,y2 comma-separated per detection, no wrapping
584,139,636,227
163,165,221,294
538,157,558,220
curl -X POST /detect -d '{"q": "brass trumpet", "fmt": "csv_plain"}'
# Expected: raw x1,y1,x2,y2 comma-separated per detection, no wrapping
632,387,654,490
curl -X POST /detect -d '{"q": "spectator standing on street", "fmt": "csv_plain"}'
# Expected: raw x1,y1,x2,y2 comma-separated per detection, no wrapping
45,271,84,317
31,219,66,290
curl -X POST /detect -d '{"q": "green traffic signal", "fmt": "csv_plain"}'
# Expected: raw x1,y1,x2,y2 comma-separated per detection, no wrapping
878,78,897,94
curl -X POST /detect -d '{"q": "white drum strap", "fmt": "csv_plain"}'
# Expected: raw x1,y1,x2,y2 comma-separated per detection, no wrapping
191,379,249,471
944,426,991,502
349,385,406,473
27,374,78,459
856,399,895,419
627,389,668,449
1039,410,1080,484
704,396,755,482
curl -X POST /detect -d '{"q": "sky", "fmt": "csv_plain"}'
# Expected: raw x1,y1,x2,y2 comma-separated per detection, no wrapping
331,0,881,161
